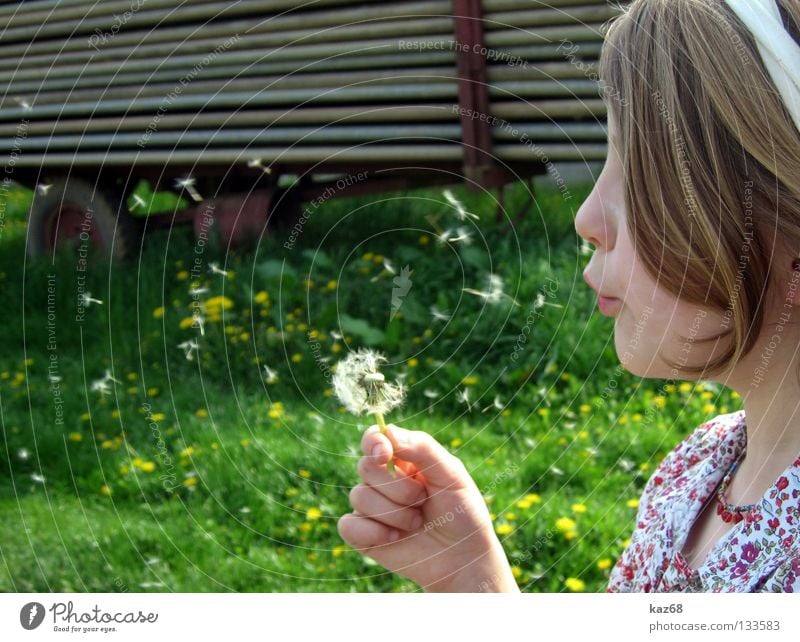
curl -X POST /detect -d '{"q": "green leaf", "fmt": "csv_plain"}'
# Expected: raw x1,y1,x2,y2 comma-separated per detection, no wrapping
340,314,385,346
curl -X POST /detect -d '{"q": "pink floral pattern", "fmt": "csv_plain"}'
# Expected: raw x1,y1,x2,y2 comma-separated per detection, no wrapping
607,409,800,592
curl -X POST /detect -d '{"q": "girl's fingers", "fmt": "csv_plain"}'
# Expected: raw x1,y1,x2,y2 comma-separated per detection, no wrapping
337,511,406,551
348,483,424,532
357,455,427,508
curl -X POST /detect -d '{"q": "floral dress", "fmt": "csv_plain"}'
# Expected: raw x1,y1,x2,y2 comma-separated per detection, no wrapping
607,409,800,592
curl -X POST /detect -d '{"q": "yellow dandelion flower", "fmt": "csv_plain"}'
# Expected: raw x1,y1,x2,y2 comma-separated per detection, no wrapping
632,413,643,422
495,523,514,536
664,384,676,393
195,409,208,418
501,409,511,417
147,387,159,396
126,372,137,381
618,415,629,425
127,386,137,395
100,485,112,496
299,522,312,533
184,477,198,487
150,413,165,422
597,558,613,570
579,404,592,414
654,396,667,409
180,447,196,458
578,430,589,439
291,353,303,363
179,317,195,329
703,403,716,414
326,280,337,290
408,358,419,368
538,408,550,418
139,461,156,473
418,235,430,245
119,465,130,475
700,391,713,400
240,438,251,448
565,577,585,592
299,469,311,479
450,438,462,448
571,503,587,513
254,291,269,304
331,343,341,353
111,409,120,419
153,307,165,319
564,530,578,540
306,507,322,520
461,375,478,385
372,254,384,264
362,252,374,261
81,412,91,421
679,382,693,393
68,432,83,442
731,390,740,399
177,270,189,280
332,544,348,557
101,440,113,449
504,512,517,521
626,498,639,508
511,566,522,579
555,516,576,532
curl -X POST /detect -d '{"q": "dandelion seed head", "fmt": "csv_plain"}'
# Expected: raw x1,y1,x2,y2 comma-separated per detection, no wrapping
331,348,406,416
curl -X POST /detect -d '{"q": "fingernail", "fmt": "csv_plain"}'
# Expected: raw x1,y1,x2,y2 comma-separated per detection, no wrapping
372,444,385,461
388,529,400,542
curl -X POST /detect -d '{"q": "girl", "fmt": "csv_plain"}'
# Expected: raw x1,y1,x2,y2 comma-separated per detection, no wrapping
337,0,800,592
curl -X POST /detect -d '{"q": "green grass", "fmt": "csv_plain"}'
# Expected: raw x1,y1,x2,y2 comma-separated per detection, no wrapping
0,178,741,592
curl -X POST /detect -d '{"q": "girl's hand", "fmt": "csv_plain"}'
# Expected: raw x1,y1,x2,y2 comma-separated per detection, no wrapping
337,423,519,592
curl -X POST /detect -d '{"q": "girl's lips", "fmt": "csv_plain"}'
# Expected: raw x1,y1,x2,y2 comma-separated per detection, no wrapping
597,296,622,316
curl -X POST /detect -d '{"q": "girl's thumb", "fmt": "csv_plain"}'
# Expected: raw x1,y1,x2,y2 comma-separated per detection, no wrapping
383,424,466,487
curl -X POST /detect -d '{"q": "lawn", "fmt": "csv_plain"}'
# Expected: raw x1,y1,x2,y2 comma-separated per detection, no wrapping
0,177,740,592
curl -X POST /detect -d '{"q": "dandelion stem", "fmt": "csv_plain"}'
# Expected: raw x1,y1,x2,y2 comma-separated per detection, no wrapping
374,411,395,475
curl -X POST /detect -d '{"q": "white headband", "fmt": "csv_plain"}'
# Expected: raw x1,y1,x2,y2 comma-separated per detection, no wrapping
723,0,800,135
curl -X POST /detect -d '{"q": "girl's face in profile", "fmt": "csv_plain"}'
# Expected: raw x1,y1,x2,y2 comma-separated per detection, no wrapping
574,112,730,380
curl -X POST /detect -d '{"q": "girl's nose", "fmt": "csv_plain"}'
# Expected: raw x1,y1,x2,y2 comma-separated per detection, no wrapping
574,184,613,252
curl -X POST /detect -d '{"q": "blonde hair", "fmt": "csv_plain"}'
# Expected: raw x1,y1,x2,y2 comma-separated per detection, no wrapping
598,0,800,380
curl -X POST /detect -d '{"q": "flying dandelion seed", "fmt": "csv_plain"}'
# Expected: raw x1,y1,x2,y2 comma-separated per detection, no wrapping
247,158,273,175
189,286,209,297
15,97,32,111
437,226,473,245
481,394,505,413
331,348,407,475
130,194,147,211
208,262,229,277
175,176,203,202
580,239,594,256
457,387,474,411
36,183,52,196
90,369,120,396
533,293,563,310
423,388,440,399
262,365,279,384
443,188,480,221
80,292,104,306
178,339,199,361
429,305,451,322
463,273,519,306
330,330,343,341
